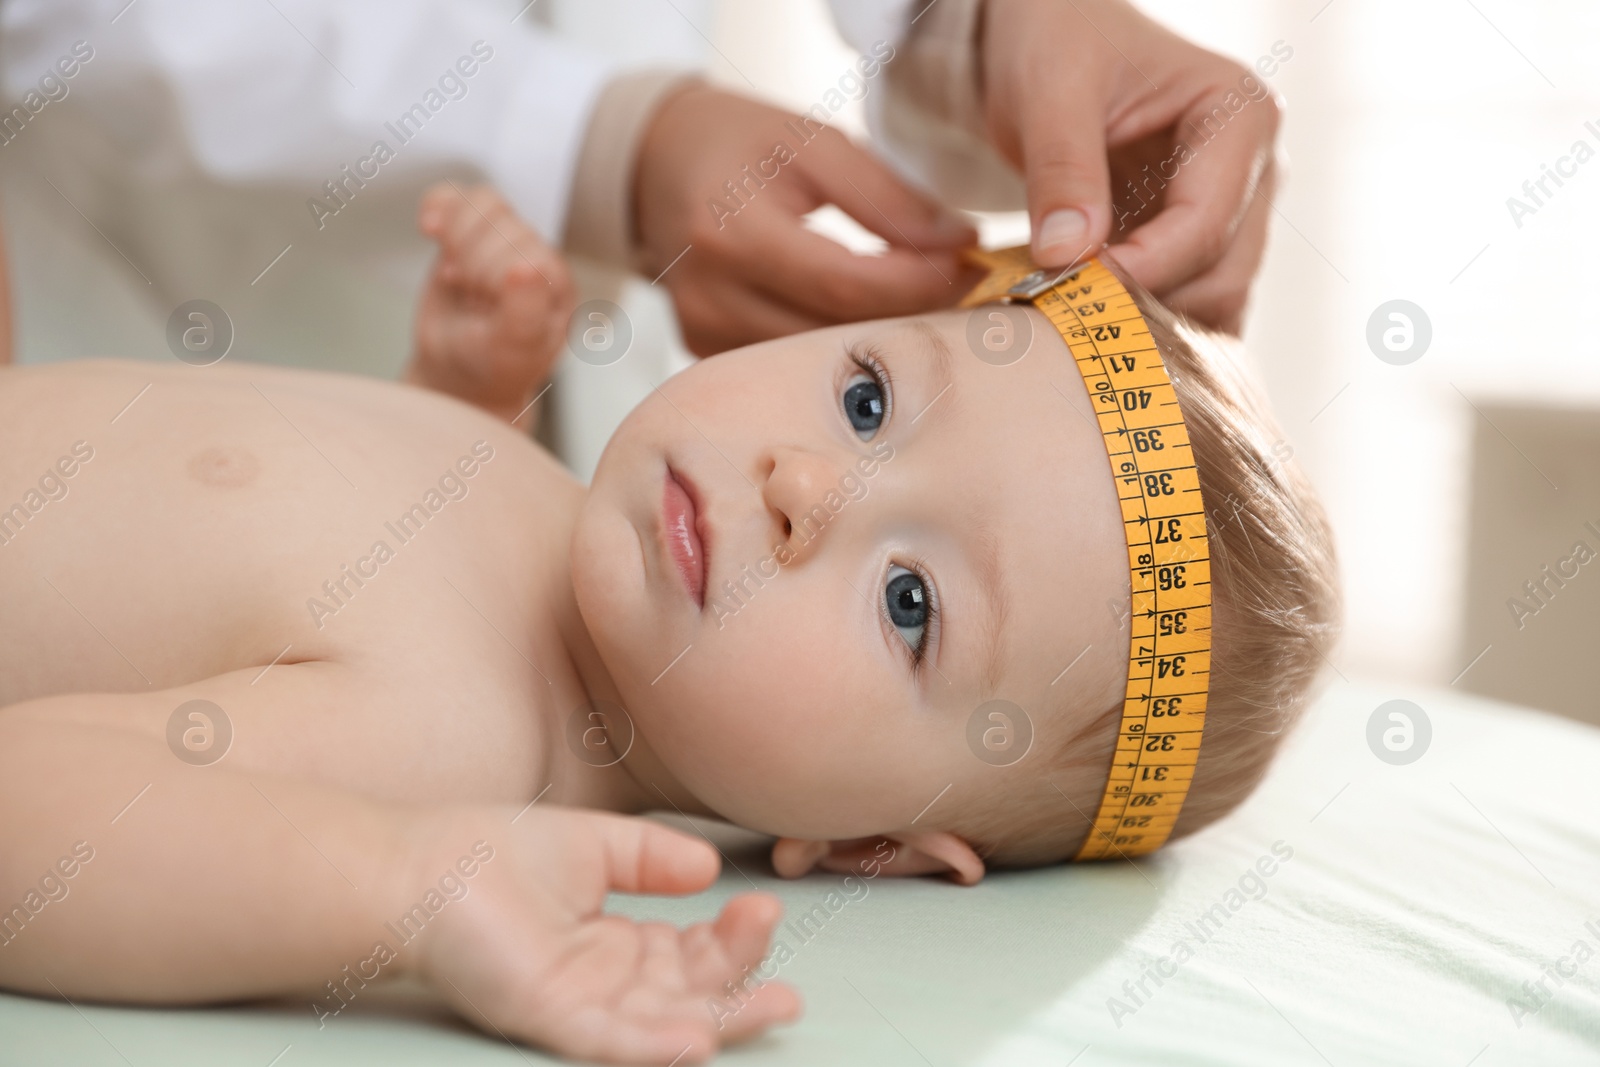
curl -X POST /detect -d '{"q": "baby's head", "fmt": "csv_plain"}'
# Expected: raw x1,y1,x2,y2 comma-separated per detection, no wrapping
571,270,1339,882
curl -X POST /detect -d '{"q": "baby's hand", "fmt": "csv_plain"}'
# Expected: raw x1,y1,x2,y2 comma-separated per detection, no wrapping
406,805,800,1064
406,182,576,429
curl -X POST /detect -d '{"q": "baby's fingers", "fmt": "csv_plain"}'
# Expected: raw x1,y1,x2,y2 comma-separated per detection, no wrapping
542,916,798,1066
680,893,802,1035
467,238,562,303
674,892,784,994
463,218,561,296
417,181,461,237
711,893,785,976
585,811,722,898
426,182,512,263
699,972,802,1048
499,261,574,354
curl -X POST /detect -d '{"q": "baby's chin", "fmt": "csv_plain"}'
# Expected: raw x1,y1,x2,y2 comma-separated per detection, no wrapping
567,506,655,681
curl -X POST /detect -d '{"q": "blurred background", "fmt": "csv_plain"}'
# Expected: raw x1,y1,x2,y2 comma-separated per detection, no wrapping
2,0,1596,720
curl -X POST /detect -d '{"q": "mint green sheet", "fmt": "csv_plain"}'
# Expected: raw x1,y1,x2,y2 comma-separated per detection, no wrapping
4,681,1598,1065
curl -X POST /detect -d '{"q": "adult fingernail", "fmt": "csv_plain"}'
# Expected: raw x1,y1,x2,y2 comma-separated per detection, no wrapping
1036,209,1088,261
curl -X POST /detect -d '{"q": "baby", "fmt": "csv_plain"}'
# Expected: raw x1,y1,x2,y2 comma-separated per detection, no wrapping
0,188,1338,1064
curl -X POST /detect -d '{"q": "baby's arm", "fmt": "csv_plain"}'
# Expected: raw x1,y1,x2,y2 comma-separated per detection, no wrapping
0,678,797,1064
406,183,576,431
0,702,409,1001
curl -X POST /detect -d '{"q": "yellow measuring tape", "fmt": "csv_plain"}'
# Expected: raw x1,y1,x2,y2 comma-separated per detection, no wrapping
960,246,1213,860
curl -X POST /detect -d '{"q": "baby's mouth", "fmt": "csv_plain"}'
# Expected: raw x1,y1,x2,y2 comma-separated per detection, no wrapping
662,465,708,609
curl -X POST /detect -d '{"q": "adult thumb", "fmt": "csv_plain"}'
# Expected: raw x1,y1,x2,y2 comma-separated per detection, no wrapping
1022,82,1114,268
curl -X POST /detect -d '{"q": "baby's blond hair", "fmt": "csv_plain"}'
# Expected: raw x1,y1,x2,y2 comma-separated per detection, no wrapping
953,275,1342,868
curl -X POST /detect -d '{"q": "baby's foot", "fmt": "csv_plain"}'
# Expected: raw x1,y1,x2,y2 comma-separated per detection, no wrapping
406,182,575,428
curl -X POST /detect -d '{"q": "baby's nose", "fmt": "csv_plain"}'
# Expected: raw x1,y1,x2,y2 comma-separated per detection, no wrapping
761,445,851,554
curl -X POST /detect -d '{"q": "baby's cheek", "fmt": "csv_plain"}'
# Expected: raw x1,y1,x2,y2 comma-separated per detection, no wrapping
661,654,821,772
655,651,883,817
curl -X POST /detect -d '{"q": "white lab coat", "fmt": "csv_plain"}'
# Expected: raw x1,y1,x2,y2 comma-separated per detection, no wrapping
0,0,923,271
0,0,964,473
1,0,689,243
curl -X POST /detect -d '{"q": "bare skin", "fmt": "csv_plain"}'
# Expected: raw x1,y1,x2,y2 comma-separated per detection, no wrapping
0,302,1128,1062
405,183,575,430
630,2,1283,348
0,357,797,1062
978,0,1282,332
0,210,12,365
633,82,981,356
1,188,806,1064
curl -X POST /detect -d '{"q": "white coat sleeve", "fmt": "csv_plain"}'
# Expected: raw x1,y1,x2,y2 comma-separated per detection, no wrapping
824,0,918,54
823,0,1026,211
0,0,616,241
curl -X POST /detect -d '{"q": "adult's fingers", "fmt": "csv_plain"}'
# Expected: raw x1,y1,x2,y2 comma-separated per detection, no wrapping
1150,156,1276,334
735,207,969,323
668,272,830,356
1104,87,1281,296
1017,56,1115,267
796,128,976,251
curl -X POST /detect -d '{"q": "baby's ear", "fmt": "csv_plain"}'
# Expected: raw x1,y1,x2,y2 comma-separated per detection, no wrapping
770,831,985,886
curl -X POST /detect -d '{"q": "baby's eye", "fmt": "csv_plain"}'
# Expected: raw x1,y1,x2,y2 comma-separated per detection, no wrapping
842,373,885,440
884,564,929,652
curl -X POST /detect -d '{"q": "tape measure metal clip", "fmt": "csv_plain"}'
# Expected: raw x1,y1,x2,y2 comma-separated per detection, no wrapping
1002,264,1081,302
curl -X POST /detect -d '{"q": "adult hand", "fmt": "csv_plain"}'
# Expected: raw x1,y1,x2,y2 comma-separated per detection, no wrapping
633,83,981,356
411,805,799,1065
978,0,1283,334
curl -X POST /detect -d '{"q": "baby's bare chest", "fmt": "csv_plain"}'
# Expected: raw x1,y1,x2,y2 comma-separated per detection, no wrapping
0,361,572,720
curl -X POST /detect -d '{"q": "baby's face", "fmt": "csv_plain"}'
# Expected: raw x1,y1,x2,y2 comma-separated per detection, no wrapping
572,307,1130,841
